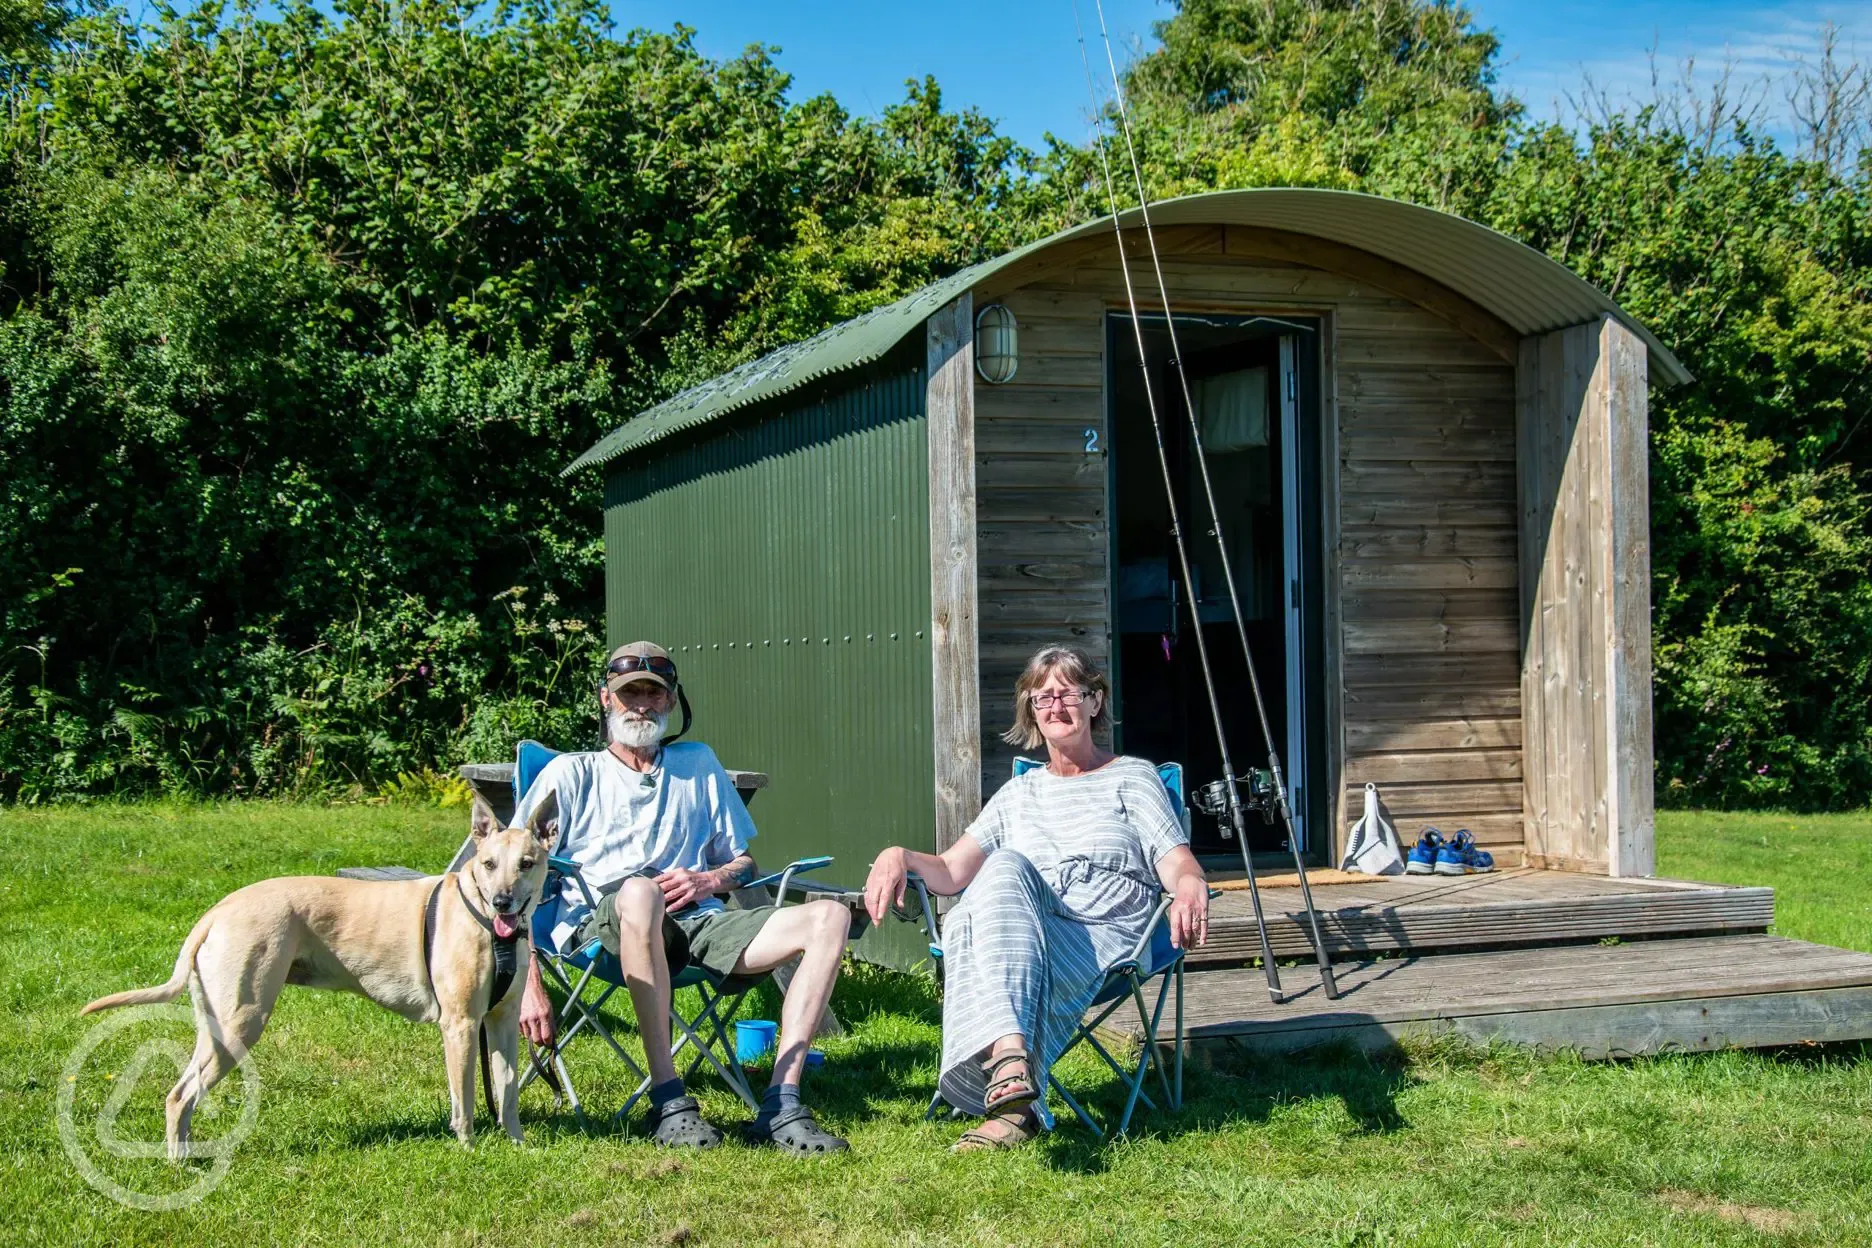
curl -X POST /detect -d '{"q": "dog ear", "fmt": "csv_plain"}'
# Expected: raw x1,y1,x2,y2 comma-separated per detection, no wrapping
524,789,560,848
470,798,501,841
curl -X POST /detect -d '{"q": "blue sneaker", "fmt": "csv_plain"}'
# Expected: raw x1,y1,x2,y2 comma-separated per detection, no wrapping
1434,828,1495,875
1405,827,1443,875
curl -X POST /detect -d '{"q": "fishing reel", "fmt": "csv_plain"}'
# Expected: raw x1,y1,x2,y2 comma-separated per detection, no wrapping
1193,768,1281,835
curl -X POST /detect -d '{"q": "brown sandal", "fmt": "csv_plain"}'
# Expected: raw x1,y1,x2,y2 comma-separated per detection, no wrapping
981,1051,1038,1115
953,1109,1040,1153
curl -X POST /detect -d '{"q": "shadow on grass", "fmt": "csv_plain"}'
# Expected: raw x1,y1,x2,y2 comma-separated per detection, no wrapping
453,961,1415,1167
1741,1038,1872,1069
827,957,944,1028
1029,1038,1416,1174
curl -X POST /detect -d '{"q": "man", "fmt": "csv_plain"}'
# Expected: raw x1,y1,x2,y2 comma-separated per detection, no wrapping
514,641,851,1153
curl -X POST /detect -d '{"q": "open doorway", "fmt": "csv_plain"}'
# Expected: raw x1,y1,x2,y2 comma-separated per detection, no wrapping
1106,311,1326,862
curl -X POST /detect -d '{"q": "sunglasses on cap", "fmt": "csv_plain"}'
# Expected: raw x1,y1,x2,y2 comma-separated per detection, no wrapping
607,654,678,681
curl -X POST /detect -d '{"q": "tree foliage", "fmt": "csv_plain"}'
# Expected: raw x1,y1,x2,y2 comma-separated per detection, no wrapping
2,0,1868,808
0,0,1040,799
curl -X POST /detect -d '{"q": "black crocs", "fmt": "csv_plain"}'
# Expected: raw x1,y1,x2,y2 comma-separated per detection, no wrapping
746,1104,849,1156
643,1094,723,1149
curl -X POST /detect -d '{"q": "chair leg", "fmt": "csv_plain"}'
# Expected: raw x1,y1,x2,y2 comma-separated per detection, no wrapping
1082,1027,1155,1111
553,1051,584,1119
1174,960,1185,1111
1137,973,1176,1111
924,1088,945,1121
1045,1068,1096,1139
669,991,759,1112
682,984,752,1086
571,985,646,1075
539,958,650,1128
542,960,640,1072
618,1075,654,1124
687,984,758,1107
1106,970,1181,1137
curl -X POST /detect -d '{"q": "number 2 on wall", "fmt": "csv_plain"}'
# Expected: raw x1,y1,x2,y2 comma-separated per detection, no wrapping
1084,427,1101,454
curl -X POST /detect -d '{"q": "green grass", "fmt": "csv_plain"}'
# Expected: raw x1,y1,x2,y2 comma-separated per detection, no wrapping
4,802,1870,1246
1657,809,1872,952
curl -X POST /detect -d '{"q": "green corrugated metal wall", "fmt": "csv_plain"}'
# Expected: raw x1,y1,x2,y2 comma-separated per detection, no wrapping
602,359,933,968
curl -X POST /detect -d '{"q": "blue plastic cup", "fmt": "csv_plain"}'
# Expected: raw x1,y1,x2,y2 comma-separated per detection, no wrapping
735,1019,778,1064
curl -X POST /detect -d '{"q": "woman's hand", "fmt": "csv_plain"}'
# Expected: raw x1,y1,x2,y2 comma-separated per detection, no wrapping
864,846,910,925
1168,873,1209,950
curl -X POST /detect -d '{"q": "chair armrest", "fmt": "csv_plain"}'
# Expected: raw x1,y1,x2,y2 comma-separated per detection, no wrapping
902,873,944,960
1120,887,1220,968
547,856,596,909
1126,892,1179,967
743,855,836,904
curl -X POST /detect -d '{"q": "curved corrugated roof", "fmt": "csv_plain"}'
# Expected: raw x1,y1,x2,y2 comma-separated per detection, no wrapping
569,188,1689,474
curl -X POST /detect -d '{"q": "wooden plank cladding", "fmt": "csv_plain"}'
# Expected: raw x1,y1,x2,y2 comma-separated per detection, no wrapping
1517,317,1655,876
1332,278,1522,861
1119,935,1872,1059
1193,872,1774,965
926,296,982,852
970,286,1110,794
972,232,1531,858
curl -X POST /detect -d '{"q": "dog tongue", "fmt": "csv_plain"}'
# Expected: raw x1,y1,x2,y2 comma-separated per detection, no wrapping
493,914,520,940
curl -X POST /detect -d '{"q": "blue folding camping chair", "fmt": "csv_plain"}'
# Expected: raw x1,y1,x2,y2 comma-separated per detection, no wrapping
510,740,840,1123
907,757,1201,1139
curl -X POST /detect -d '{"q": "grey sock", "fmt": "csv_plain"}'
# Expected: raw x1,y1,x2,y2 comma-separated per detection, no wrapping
759,1083,801,1119
649,1077,686,1108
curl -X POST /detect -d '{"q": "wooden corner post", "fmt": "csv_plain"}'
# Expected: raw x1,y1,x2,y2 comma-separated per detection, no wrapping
927,295,981,853
1517,314,1655,876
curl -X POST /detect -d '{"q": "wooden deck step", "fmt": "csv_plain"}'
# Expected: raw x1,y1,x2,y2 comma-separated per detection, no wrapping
1193,869,1773,965
1120,935,1872,1058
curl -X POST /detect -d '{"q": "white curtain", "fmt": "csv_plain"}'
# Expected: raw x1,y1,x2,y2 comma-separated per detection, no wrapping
1195,366,1269,453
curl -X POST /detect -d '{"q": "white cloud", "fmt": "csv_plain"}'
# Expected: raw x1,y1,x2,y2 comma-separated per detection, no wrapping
1499,2,1872,152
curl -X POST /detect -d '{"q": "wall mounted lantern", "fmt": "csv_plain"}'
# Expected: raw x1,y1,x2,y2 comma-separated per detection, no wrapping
974,304,1019,384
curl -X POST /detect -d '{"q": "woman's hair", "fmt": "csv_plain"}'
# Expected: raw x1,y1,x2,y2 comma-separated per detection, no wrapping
1000,644,1112,750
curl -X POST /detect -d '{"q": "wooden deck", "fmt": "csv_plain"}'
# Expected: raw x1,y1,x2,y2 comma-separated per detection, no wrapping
1118,935,1872,1058
1193,867,1773,965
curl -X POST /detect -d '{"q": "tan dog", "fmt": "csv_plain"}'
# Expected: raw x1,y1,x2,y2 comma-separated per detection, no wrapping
81,796,556,1156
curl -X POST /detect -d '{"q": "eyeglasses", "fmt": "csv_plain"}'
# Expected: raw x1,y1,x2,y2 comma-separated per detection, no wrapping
1029,689,1096,710
608,654,678,681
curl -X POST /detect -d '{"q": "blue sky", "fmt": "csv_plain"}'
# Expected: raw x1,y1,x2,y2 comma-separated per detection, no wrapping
609,1,1871,151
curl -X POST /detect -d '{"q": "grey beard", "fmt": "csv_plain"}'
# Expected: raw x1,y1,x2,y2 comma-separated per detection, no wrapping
608,708,666,749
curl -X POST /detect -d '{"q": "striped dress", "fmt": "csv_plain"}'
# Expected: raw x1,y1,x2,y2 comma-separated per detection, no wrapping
937,756,1187,1115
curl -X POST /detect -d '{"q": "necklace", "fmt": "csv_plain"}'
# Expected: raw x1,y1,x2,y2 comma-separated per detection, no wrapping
609,744,662,788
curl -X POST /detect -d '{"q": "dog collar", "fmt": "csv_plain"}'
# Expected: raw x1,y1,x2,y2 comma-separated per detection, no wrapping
423,877,523,1010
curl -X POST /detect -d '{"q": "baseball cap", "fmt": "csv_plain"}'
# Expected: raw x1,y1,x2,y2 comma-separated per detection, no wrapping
604,641,677,695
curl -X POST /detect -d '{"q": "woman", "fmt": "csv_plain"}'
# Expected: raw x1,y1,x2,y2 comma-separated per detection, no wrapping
864,644,1210,1150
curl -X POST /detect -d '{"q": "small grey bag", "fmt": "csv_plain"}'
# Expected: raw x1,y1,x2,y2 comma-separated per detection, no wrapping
1340,782,1404,875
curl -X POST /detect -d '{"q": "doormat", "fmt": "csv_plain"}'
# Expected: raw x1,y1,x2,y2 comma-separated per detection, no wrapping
1211,868,1376,890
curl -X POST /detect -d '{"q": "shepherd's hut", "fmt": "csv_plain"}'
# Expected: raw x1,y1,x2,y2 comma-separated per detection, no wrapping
571,184,1668,883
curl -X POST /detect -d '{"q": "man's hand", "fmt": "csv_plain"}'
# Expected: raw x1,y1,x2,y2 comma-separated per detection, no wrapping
656,866,715,912
1168,874,1209,950
519,959,556,1048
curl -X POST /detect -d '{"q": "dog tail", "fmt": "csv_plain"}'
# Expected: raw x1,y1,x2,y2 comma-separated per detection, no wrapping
81,909,216,1015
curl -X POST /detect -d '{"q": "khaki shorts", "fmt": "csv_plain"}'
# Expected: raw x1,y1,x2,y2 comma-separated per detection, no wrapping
574,891,776,985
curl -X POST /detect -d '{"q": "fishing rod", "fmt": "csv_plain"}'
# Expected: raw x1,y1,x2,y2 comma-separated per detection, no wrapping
1069,9,1325,1004
1078,0,1338,1001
